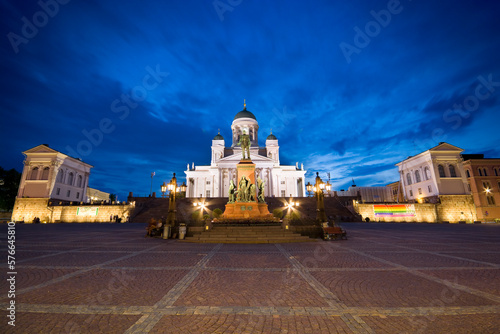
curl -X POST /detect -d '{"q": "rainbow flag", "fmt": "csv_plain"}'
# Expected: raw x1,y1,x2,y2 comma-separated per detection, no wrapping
373,204,416,217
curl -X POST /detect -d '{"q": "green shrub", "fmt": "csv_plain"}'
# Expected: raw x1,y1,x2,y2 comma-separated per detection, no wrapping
203,214,210,221
213,208,223,218
273,209,283,219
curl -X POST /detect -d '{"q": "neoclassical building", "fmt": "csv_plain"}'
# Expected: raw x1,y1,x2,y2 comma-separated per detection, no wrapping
185,105,306,198
16,144,93,202
395,142,470,202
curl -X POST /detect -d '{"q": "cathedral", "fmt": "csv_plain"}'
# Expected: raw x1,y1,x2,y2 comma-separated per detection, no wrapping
185,104,306,198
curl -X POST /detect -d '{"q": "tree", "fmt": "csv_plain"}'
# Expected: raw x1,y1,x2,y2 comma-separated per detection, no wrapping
0,167,21,211
109,193,117,202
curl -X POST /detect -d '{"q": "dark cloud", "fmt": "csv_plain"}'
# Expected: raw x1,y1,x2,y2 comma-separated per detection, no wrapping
1,0,500,199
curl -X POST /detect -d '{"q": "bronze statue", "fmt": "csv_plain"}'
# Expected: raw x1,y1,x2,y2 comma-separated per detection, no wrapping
228,180,236,203
238,130,251,160
257,178,265,203
249,184,256,202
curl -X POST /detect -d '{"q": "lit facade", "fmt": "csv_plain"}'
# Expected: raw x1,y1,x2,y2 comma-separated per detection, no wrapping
396,142,470,202
463,156,500,222
16,144,93,202
184,106,306,198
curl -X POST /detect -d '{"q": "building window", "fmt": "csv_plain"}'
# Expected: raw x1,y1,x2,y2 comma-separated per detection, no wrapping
487,196,495,205
483,168,488,176
41,167,50,180
418,188,422,195
438,165,446,177
76,192,80,199
424,167,431,180
67,172,74,185
409,190,413,197
428,185,432,193
281,190,286,197
57,170,64,182
466,169,470,178
281,180,285,185
449,165,457,177
478,168,482,176
30,167,39,180
67,190,71,197
494,168,498,176
206,181,211,185
467,183,471,192
406,173,412,185
77,175,83,187
415,170,421,183
483,181,491,190
56,188,60,195
206,190,210,197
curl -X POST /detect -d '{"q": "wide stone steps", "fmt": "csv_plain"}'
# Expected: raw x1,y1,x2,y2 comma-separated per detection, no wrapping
182,226,316,244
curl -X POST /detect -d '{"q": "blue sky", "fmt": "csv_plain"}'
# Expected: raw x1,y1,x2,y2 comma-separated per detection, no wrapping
1,0,500,200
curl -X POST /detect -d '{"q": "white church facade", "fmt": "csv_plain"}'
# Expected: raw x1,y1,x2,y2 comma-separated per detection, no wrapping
185,105,306,198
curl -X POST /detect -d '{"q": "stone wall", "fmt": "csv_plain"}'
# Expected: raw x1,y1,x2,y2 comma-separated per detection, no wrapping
355,195,477,223
11,198,135,223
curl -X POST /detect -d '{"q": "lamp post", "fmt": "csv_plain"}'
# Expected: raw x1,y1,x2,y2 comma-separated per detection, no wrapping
161,182,167,198
166,173,178,227
309,172,328,223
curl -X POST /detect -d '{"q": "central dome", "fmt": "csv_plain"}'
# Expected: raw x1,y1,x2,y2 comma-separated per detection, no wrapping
234,107,257,121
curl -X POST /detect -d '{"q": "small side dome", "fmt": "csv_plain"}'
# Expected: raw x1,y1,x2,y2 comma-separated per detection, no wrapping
266,129,277,140
267,133,277,140
213,129,224,140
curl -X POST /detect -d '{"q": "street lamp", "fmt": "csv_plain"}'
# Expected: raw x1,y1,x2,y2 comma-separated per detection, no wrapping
313,172,328,223
306,182,313,197
166,173,178,227
161,182,167,198
325,180,332,196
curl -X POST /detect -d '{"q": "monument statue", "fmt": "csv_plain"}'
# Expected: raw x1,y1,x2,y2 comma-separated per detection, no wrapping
238,131,251,160
249,184,256,202
257,177,265,203
237,176,249,202
228,180,236,203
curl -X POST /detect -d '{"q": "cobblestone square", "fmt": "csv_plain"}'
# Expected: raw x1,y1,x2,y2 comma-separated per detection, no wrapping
1,222,499,333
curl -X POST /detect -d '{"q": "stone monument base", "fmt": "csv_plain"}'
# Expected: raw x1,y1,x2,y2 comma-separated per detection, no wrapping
223,202,271,219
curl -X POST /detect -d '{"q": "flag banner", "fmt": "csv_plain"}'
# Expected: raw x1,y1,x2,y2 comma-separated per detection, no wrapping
373,204,416,217
76,207,99,216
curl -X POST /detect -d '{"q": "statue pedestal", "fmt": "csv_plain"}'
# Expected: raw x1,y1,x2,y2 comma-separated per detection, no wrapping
223,202,271,219
237,160,255,185
222,159,271,220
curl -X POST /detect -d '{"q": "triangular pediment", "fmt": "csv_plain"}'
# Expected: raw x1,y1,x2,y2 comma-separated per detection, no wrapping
219,152,274,163
429,142,463,152
23,144,59,154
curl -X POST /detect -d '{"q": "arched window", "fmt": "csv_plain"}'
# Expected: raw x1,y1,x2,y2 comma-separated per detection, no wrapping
483,168,488,176
449,165,457,177
30,167,39,180
466,169,470,178
415,170,421,183
478,168,482,176
406,173,412,185
77,175,83,187
495,168,498,177
67,172,74,185
41,167,50,180
438,165,446,177
56,170,64,182
424,167,432,180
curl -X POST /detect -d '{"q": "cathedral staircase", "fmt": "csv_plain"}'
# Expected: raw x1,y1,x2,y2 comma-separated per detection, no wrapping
182,225,315,243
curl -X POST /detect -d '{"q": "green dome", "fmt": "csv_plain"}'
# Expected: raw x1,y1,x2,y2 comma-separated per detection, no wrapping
234,107,257,121
213,130,224,140
267,133,277,140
